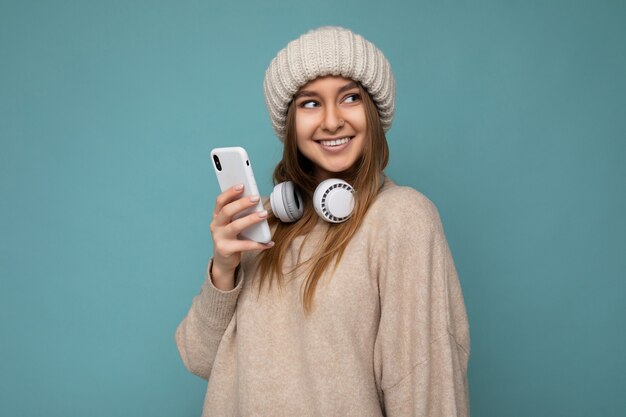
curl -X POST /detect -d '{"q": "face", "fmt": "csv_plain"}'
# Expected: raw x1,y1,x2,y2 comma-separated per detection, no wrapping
293,76,367,181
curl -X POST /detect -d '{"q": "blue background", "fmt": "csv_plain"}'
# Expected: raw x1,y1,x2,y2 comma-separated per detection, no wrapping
1,0,625,416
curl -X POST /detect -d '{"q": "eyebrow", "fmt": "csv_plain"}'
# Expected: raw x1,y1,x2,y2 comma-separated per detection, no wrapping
294,81,359,99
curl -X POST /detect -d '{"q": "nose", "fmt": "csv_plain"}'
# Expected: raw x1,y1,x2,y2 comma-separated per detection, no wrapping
320,104,344,133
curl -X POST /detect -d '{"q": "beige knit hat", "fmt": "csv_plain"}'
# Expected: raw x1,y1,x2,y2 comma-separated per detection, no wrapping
264,26,396,141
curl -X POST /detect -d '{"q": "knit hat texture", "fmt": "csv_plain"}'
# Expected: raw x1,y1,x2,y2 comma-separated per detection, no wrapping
264,26,396,141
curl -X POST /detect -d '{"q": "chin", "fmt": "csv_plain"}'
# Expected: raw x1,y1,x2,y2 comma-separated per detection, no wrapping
319,165,356,179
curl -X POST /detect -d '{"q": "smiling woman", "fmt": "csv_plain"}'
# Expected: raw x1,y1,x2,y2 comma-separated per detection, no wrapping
175,26,470,417
294,76,368,179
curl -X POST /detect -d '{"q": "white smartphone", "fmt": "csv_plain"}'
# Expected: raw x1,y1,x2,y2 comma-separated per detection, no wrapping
210,147,272,244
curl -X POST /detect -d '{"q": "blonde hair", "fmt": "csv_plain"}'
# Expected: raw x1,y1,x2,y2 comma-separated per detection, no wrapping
257,83,389,313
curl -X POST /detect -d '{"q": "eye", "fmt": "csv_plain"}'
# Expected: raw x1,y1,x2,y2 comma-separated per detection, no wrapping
299,100,319,109
344,93,361,104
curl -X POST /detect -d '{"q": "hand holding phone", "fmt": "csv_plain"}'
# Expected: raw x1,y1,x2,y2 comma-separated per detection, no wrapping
209,147,274,290
210,147,272,244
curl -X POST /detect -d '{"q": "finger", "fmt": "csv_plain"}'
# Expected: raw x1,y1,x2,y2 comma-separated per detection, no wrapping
225,209,269,236
213,184,244,216
214,194,261,226
222,195,262,220
212,209,269,249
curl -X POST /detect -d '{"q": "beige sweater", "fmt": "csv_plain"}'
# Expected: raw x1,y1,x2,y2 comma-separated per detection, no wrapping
175,180,470,416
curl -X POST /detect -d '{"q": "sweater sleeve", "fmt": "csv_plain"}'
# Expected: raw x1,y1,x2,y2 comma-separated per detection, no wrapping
174,260,244,381
372,189,470,416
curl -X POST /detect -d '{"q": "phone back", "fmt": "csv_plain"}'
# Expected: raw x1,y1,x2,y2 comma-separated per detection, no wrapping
210,147,272,243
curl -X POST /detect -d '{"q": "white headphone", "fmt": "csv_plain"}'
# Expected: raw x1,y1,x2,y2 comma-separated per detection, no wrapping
270,179,356,224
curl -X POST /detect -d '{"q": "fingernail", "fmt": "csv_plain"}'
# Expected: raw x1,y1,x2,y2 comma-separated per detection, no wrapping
257,210,268,217
234,184,244,191
266,241,275,247
249,195,260,203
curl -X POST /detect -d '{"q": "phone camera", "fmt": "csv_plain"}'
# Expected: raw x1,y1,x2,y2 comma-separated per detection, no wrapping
213,154,222,171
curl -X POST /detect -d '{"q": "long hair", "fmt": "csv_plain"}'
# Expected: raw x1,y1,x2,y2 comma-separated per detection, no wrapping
256,83,389,313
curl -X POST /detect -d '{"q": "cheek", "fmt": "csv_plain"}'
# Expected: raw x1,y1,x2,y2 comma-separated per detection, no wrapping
345,108,367,131
355,139,366,157
295,135,308,154
295,114,319,141
294,122,312,153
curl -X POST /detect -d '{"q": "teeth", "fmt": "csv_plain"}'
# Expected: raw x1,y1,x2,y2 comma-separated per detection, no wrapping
320,137,351,147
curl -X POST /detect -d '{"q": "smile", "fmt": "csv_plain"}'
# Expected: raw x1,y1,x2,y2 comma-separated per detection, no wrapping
316,137,354,148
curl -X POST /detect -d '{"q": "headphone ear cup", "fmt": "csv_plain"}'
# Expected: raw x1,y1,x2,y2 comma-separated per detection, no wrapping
313,179,355,223
270,181,304,223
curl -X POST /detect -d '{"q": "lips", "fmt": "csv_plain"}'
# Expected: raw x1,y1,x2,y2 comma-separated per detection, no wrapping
316,136,354,148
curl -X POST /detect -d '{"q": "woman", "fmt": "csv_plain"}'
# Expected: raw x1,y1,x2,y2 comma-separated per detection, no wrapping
176,26,470,416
